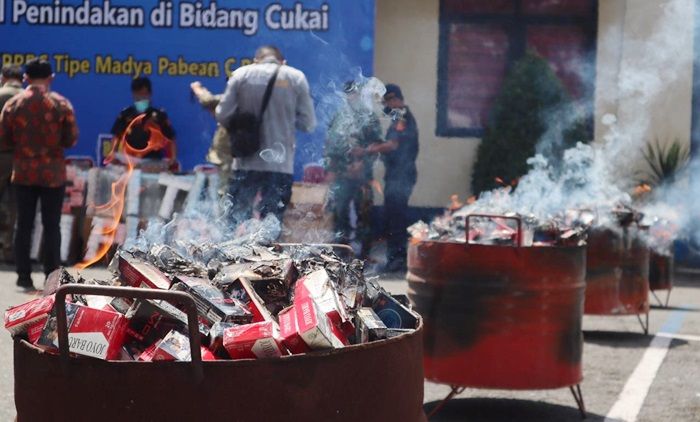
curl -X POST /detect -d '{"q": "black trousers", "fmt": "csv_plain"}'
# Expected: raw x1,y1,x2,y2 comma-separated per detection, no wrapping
14,184,65,278
227,170,293,228
384,177,415,263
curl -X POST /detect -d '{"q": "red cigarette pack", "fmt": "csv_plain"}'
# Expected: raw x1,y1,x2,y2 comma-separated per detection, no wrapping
38,303,128,360
295,269,349,326
118,254,171,290
278,306,310,355
223,321,285,359
4,295,55,336
27,318,47,344
294,296,346,350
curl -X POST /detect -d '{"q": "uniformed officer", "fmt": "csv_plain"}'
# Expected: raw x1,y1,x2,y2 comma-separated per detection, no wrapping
111,77,177,166
325,81,384,258
364,84,419,272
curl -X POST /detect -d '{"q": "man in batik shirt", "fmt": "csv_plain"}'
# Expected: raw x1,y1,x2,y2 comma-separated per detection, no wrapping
0,59,78,289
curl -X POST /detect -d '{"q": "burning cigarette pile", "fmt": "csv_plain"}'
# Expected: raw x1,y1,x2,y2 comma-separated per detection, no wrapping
409,198,679,258
5,243,419,362
409,208,594,247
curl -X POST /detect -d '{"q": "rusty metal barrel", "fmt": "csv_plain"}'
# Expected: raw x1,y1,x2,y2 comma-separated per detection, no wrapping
649,251,673,292
14,285,426,422
584,228,650,315
407,215,585,390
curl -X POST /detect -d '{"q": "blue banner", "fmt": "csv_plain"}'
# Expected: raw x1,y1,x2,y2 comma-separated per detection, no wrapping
0,0,375,175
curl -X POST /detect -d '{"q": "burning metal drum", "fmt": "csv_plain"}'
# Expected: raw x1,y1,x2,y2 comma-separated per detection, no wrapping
407,235,585,390
584,229,650,316
649,251,673,307
649,251,673,291
14,285,427,422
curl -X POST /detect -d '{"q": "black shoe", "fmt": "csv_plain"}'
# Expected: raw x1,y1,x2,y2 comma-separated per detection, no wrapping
16,276,35,291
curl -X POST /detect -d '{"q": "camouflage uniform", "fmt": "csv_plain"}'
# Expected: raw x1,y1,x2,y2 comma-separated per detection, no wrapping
0,80,23,261
193,86,232,195
325,105,383,257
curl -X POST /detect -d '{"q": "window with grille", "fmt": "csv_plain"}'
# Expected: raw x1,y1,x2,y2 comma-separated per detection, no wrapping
437,0,598,137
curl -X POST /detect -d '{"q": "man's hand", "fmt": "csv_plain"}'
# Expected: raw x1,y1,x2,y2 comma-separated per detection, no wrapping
366,139,399,154
349,146,366,158
190,81,210,99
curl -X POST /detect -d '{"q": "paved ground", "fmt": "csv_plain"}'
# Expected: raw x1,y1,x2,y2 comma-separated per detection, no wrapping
1,266,699,421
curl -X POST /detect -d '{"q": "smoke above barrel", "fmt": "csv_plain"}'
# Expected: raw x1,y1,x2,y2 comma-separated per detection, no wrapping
445,0,695,253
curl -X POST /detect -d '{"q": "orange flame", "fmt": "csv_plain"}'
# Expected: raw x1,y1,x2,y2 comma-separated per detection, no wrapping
448,194,463,212
75,114,172,269
494,177,519,188
632,183,653,198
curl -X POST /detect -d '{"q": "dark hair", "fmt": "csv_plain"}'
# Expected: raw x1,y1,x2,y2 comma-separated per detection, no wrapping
24,59,53,80
1,65,23,81
255,45,284,61
130,77,152,93
384,83,404,101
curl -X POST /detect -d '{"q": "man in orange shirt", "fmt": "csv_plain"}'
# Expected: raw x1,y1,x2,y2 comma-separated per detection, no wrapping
0,59,78,290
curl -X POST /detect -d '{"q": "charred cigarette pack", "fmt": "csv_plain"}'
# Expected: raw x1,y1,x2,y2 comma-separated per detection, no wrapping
372,292,419,329
171,276,252,326
391,294,412,309
118,253,172,290
138,329,217,362
355,308,387,343
278,306,311,354
223,321,285,359
222,277,276,324
294,296,346,350
208,321,239,358
216,260,297,302
123,299,200,357
4,295,56,336
108,297,133,314
155,299,211,339
38,302,128,360
140,330,191,361
386,328,414,339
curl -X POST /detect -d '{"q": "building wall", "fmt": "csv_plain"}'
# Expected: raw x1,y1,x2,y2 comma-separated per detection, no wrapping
374,0,478,208
374,0,696,208
595,0,695,158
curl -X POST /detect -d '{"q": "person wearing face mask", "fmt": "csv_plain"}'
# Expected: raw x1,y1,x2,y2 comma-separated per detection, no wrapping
325,80,384,259
0,58,78,290
362,84,419,272
111,77,176,164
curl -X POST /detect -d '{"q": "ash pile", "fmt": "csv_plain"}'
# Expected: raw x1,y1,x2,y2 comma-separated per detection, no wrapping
5,243,419,362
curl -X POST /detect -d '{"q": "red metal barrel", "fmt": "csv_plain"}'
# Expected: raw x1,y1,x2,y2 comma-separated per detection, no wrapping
584,229,650,315
649,251,673,291
407,236,585,389
14,285,426,422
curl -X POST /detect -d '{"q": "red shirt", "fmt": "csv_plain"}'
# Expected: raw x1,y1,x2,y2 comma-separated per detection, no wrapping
0,85,78,187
